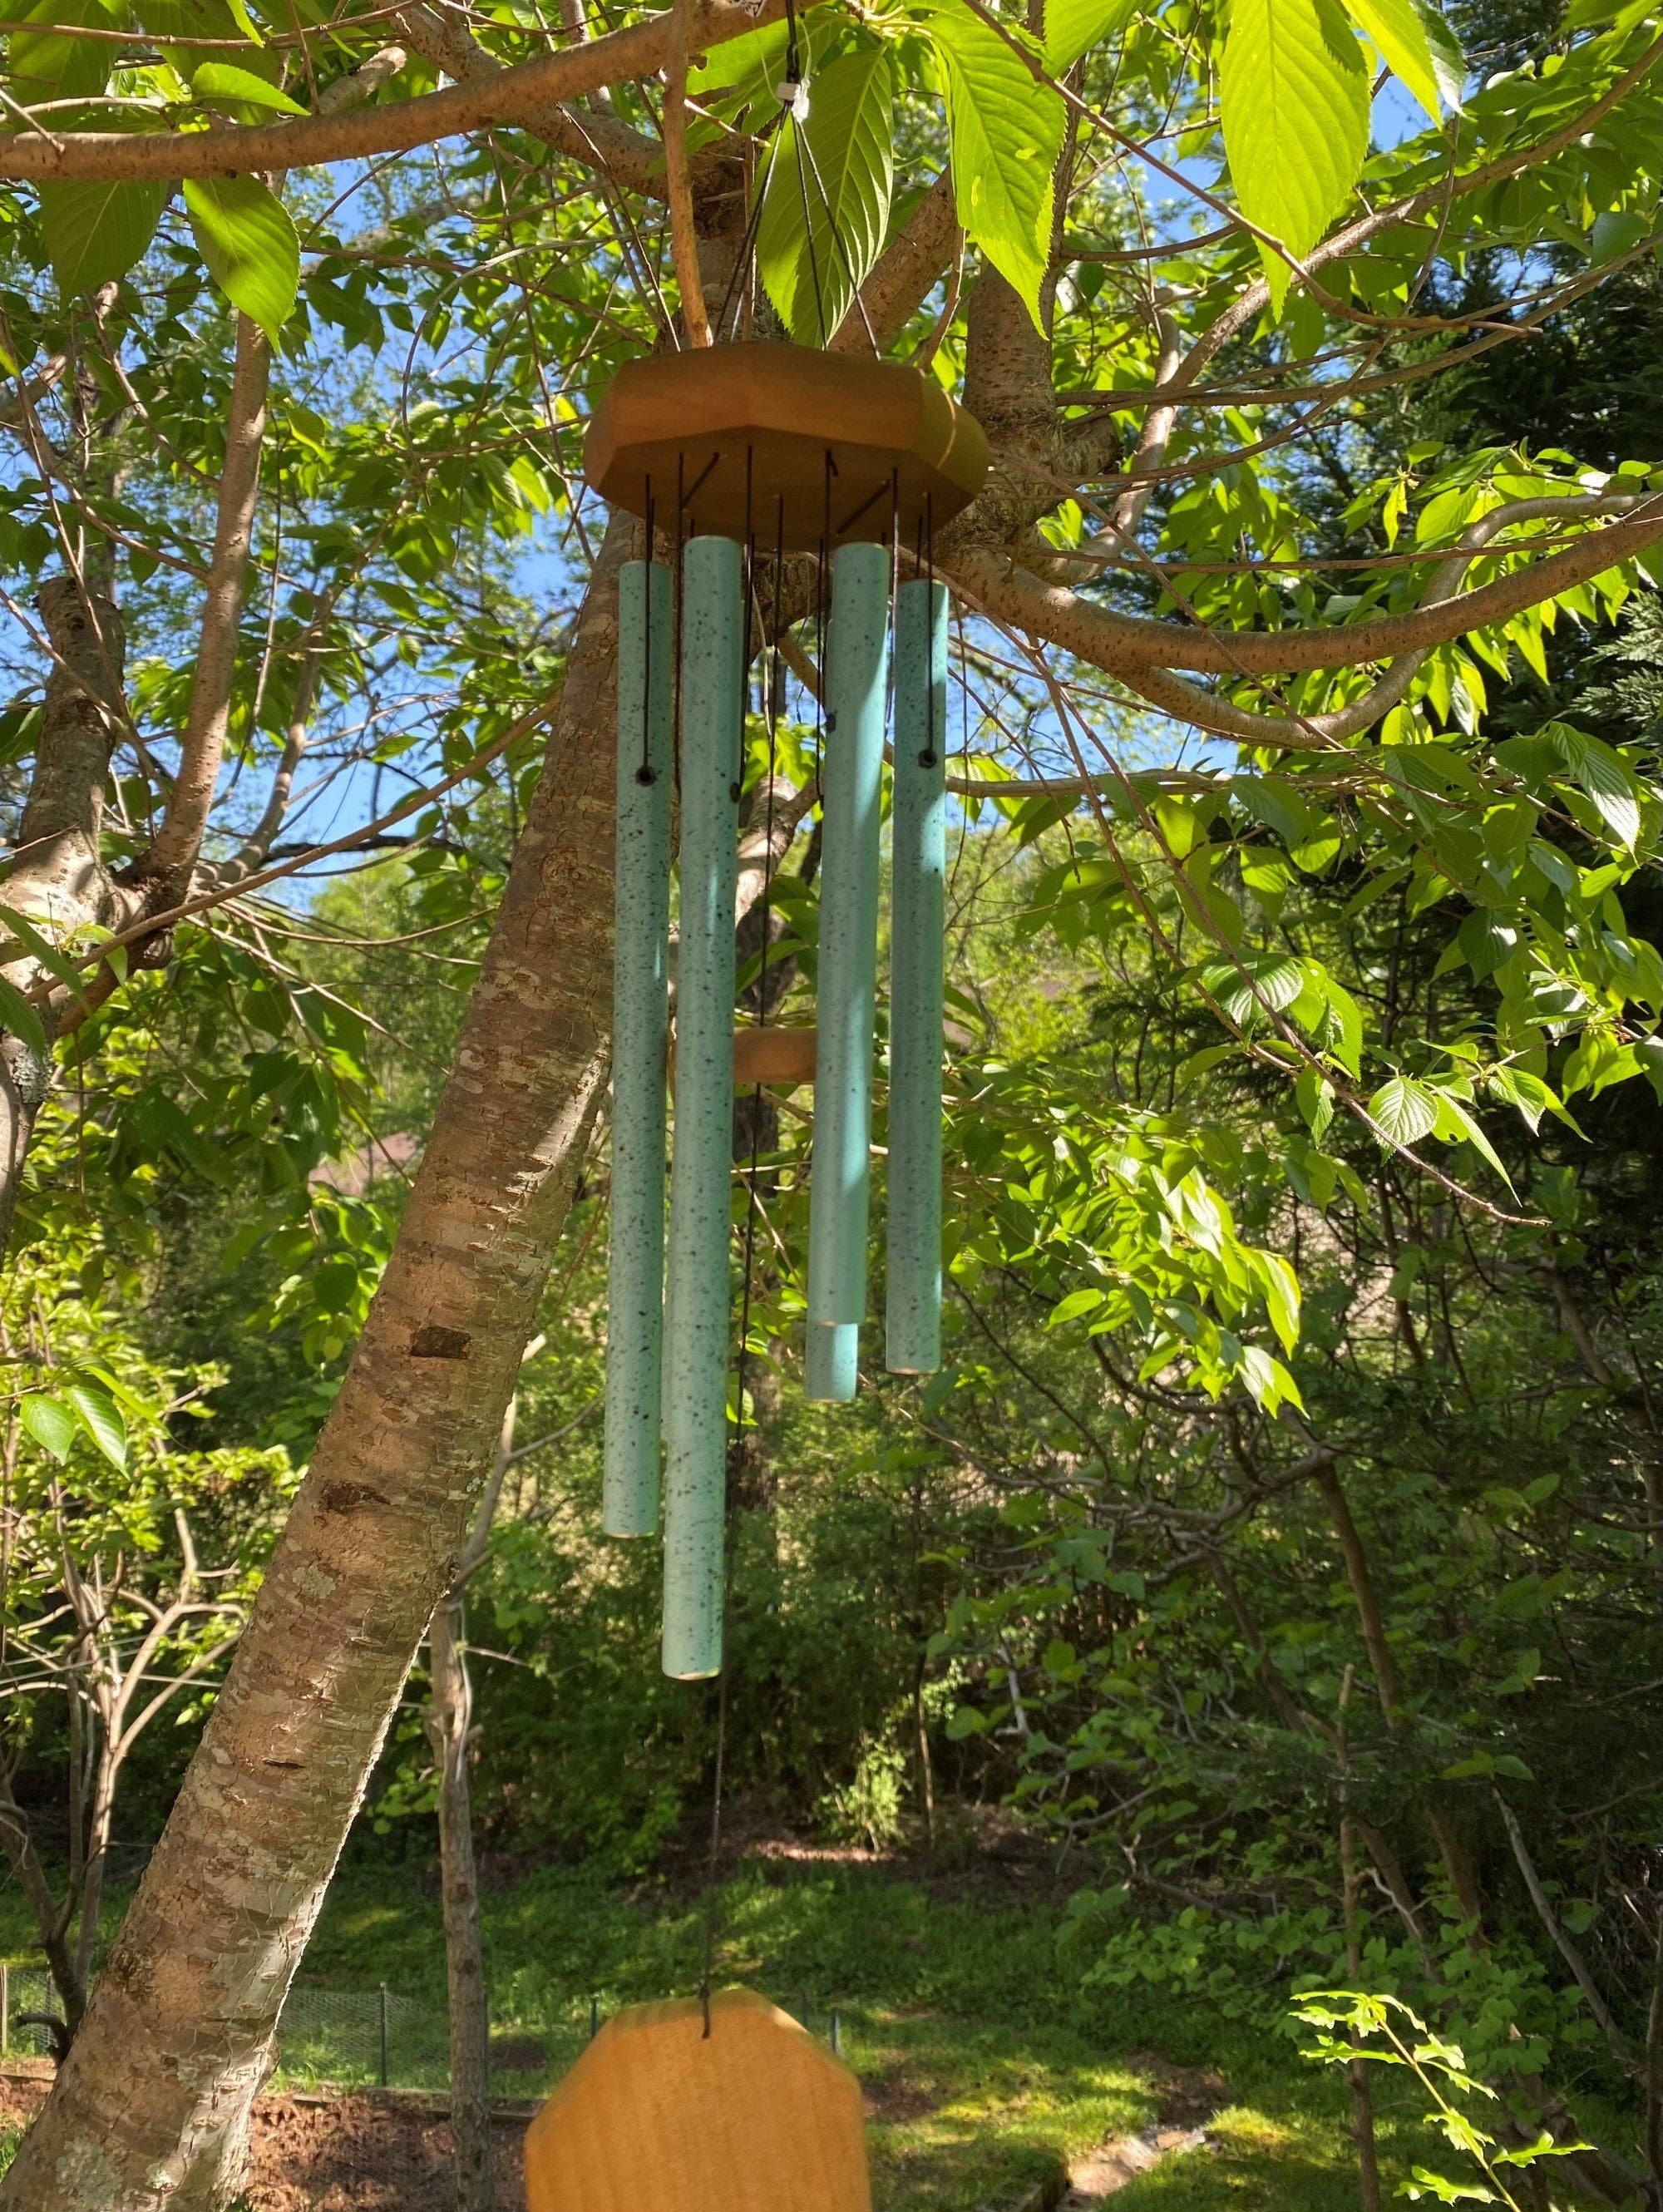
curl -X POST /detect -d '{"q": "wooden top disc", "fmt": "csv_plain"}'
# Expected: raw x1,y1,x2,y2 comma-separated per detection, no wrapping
523,1987,872,2212
585,343,988,551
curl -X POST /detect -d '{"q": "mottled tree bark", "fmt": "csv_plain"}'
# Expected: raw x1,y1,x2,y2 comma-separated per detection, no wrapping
425,1389,522,2212
0,517,630,2210
428,1594,493,2212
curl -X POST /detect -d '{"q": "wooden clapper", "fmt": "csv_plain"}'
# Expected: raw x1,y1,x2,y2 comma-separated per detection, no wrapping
523,1987,872,2212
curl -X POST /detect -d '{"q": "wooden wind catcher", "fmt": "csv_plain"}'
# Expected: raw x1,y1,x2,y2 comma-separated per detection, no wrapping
522,1987,871,2212
591,342,989,1681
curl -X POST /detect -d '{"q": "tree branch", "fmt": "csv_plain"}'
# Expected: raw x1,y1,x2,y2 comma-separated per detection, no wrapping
0,0,786,180
390,0,668,197
1494,1787,1631,2061
831,170,961,353
126,313,270,904
945,495,1661,685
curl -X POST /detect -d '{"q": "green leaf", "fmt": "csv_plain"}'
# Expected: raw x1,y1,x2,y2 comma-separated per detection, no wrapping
1044,0,1139,71
1416,0,1468,106
184,175,299,343
1239,1343,1305,1414
1295,1068,1335,1138
1339,0,1443,117
1220,0,1369,312
1312,975,1364,1078
756,46,894,346
66,1382,126,1469
6,0,120,104
132,0,279,77
191,60,303,109
1177,1042,1239,1090
1256,1249,1302,1353
19,1391,76,1461
1197,954,1305,1025
1486,1070,1565,1141
1431,1090,1517,1192
38,176,170,297
915,0,1064,327
1368,1074,1438,1148
1403,2168,1499,2204
1589,209,1654,266
1551,725,1641,851
0,901,87,1000
0,973,48,1059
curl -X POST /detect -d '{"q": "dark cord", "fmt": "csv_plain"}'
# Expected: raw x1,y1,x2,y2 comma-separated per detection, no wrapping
638,481,657,786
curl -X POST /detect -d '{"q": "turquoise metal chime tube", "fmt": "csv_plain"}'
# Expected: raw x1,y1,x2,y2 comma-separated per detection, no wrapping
661,536,743,1681
886,579,948,1375
804,1317,860,1401
602,561,674,1538
805,541,891,1400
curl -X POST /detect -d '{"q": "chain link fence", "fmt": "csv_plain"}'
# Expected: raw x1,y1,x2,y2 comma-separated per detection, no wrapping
2,1964,848,2103
271,1984,593,2099
0,1967,59,2061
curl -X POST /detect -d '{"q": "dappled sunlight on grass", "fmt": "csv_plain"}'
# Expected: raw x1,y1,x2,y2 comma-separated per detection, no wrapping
847,2009,1151,2211
849,2026,1149,2212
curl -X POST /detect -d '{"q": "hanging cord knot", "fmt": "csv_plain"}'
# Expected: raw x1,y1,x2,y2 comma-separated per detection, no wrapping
779,0,807,117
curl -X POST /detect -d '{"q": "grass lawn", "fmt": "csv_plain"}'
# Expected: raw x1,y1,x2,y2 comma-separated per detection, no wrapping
0,1856,1624,2210
289,1854,1457,2210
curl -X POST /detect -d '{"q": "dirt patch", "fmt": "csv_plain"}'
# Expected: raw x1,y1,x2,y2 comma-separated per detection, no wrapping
2,2073,529,2212
1138,2056,1229,2130
861,2062,945,2124
0,2071,50,2127
242,2096,528,2212
650,1795,1070,1906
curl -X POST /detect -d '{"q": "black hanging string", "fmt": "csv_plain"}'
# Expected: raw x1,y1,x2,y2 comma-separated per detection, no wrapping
796,125,879,356
921,493,938,770
792,114,829,348
713,104,788,342
673,453,687,805
887,470,901,765
638,480,657,788
815,447,835,801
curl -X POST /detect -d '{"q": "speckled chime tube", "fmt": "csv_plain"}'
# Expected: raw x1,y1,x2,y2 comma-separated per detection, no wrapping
805,540,891,1401
660,536,743,1681
886,578,947,1375
602,559,674,1538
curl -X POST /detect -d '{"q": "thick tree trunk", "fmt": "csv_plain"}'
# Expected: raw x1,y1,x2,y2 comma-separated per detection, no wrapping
427,1592,493,2212
0,515,631,2209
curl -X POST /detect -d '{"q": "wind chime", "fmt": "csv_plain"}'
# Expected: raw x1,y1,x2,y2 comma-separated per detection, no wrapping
589,343,988,1684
